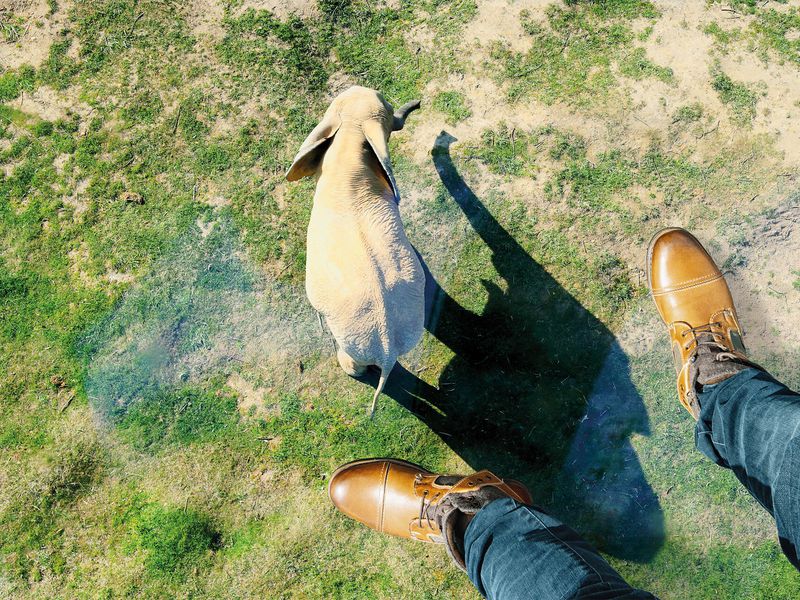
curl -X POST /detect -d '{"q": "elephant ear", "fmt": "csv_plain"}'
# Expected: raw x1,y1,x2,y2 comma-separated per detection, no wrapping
362,118,400,203
285,110,341,181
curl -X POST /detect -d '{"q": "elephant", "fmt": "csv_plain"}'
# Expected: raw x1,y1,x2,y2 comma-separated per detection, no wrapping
286,86,424,417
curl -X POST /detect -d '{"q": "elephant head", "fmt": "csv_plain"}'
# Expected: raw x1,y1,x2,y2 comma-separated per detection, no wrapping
285,86,421,203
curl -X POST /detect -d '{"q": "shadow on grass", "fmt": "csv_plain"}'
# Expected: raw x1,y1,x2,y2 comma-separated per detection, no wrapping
368,131,663,562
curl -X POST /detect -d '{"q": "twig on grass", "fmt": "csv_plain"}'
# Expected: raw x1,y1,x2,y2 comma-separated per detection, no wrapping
768,285,786,297
58,390,75,413
172,105,182,135
695,120,719,139
129,12,144,36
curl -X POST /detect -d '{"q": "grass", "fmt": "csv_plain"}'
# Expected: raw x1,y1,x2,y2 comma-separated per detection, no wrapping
703,22,740,50
489,2,662,107
704,4,800,67
0,12,26,43
1,0,799,597
135,506,220,577
751,7,800,65
463,121,774,241
619,47,674,83
464,123,540,176
709,0,788,16
711,66,760,125
0,64,36,102
672,102,704,125
116,386,240,453
432,90,472,124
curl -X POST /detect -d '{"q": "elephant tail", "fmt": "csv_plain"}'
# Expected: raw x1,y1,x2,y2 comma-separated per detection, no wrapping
369,361,394,419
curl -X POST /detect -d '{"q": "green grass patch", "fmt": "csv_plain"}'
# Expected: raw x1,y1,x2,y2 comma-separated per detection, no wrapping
432,90,472,124
705,4,800,67
116,385,239,453
711,67,760,124
566,0,658,19
619,47,674,82
490,3,665,107
709,0,788,16
135,505,219,577
750,6,800,65
0,64,36,102
0,12,26,43
262,392,448,478
463,123,539,176
0,435,104,581
703,22,741,50
671,102,704,125
548,149,634,211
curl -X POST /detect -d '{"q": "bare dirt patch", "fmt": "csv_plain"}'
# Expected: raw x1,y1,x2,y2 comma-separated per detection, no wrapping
234,0,318,20
62,178,90,219
227,371,281,418
643,1,800,164
718,51,800,164
13,85,94,130
185,0,226,46
105,270,135,285
462,0,552,52
0,0,70,70
720,203,800,357
67,242,96,288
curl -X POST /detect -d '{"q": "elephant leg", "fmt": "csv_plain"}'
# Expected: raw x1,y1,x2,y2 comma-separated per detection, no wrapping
337,349,367,377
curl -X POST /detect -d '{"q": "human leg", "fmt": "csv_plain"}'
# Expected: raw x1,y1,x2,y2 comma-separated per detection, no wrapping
328,459,654,599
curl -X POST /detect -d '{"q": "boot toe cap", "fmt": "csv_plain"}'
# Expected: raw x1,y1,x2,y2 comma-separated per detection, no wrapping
328,459,431,533
648,228,721,295
328,461,387,529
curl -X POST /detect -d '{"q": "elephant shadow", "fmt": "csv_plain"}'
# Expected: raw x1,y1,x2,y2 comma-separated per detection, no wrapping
368,131,664,562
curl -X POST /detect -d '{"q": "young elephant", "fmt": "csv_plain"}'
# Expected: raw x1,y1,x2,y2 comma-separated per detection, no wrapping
286,86,424,416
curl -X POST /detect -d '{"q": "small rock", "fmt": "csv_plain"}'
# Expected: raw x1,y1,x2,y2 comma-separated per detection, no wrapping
50,375,66,388
121,191,144,205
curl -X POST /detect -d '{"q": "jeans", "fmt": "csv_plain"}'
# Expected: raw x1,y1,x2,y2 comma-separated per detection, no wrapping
695,367,800,568
463,368,800,599
464,498,655,599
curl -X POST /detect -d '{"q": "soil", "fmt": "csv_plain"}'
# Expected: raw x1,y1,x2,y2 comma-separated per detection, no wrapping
0,0,69,70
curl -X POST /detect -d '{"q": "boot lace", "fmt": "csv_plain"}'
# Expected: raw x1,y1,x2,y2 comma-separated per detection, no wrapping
681,322,726,353
418,488,443,530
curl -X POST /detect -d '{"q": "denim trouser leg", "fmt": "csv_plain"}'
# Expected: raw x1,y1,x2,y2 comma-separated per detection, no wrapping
463,498,656,599
695,367,800,568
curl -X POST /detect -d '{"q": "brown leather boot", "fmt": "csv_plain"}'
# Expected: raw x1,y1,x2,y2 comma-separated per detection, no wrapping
328,458,532,570
647,227,760,419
